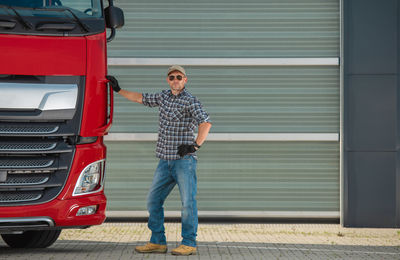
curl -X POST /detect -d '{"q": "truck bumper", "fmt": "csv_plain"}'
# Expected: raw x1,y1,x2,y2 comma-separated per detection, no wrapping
0,193,106,230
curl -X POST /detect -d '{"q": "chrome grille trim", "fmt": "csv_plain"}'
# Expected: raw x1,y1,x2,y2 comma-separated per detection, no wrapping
7,170,52,174
0,82,78,111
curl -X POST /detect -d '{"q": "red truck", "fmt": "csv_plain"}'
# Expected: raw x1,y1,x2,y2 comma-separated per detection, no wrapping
0,0,124,248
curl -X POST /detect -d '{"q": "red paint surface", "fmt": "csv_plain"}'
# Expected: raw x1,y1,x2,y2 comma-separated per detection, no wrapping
0,31,113,227
0,34,86,75
80,32,111,137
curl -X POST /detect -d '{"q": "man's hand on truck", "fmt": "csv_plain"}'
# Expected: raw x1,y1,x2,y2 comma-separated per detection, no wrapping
107,75,143,104
106,75,121,92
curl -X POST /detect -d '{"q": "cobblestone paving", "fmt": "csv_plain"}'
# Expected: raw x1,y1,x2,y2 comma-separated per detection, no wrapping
0,222,399,259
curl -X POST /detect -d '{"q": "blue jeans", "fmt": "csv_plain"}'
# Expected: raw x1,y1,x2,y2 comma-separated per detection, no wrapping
147,155,198,247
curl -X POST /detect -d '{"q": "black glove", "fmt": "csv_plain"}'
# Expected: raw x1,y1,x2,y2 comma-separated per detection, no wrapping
177,144,197,157
106,75,121,93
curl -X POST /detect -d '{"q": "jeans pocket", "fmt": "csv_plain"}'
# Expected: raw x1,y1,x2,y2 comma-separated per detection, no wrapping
183,155,192,160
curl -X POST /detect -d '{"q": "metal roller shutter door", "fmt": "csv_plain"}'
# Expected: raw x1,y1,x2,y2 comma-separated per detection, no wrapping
107,66,339,133
105,141,339,214
108,0,339,58
105,0,340,217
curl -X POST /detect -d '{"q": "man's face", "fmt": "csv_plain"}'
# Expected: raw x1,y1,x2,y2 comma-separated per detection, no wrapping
167,71,187,94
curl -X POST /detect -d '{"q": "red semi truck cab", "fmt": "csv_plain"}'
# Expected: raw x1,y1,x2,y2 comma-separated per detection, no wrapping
0,0,124,248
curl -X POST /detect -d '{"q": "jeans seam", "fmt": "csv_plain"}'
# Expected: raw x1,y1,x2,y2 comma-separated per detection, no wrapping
192,161,197,246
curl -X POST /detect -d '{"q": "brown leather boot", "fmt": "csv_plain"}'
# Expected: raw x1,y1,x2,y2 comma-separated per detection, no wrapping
135,242,167,253
171,244,197,255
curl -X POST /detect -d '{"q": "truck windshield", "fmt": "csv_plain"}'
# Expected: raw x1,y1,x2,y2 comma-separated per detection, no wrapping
0,0,102,18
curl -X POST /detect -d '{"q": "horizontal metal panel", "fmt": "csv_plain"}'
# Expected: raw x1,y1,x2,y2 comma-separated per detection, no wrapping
108,0,339,58
108,58,339,66
104,141,339,212
105,133,339,141
108,66,339,133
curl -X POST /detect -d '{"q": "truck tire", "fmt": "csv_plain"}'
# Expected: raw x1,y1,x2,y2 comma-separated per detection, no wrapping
1,230,61,248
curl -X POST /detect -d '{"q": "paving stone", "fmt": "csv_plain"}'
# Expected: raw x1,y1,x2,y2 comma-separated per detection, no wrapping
0,223,400,259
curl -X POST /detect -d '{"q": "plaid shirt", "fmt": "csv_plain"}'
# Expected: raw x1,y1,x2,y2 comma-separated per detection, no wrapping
142,88,211,160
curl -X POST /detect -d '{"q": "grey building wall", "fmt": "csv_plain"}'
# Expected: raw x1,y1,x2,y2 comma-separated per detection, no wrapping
343,0,400,227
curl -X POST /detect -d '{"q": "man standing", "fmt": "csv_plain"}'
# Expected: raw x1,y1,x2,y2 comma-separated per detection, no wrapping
106,65,212,256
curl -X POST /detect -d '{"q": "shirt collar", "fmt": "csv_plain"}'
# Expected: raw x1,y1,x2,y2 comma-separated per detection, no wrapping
169,87,187,98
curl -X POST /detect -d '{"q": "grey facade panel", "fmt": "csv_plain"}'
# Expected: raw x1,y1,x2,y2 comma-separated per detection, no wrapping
346,76,397,151
345,152,397,227
343,0,400,227
346,0,397,74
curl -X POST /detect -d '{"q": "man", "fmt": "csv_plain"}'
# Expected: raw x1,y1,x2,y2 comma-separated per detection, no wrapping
106,65,212,256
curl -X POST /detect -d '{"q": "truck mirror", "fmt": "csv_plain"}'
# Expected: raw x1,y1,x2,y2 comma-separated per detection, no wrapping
104,6,124,29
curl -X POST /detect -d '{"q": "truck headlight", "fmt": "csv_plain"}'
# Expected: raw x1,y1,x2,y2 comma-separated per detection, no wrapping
73,159,105,196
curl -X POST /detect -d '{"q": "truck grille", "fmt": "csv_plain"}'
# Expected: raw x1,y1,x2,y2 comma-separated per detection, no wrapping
0,125,59,135
0,142,57,151
0,192,42,203
0,75,84,206
4,174,50,185
0,135,74,205
0,158,55,168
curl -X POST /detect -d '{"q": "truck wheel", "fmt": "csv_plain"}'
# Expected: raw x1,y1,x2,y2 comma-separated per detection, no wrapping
1,230,61,248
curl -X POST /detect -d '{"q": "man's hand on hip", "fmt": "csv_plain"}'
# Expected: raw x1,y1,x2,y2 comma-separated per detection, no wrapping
106,75,121,92
177,144,198,157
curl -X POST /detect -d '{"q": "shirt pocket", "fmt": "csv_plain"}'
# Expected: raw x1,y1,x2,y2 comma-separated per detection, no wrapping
168,107,185,122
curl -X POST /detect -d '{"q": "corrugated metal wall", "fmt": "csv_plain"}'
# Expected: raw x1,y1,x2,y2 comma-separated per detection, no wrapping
105,0,340,216
108,66,339,133
106,141,339,211
108,0,339,57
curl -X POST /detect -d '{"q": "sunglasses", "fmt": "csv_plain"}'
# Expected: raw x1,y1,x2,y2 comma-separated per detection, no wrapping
168,75,184,81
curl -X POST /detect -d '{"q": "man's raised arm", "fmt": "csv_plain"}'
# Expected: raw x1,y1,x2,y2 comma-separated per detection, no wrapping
106,75,143,104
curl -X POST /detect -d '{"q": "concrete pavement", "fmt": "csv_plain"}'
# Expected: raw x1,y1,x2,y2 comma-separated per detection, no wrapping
0,222,399,259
